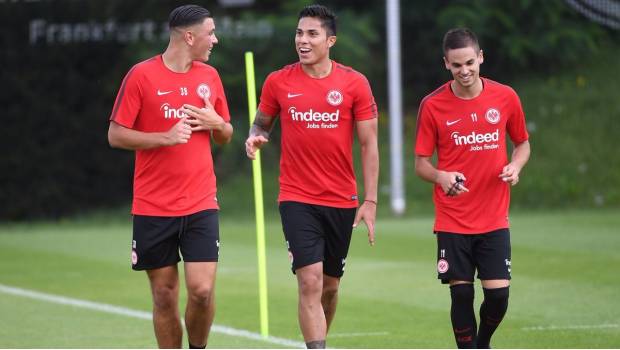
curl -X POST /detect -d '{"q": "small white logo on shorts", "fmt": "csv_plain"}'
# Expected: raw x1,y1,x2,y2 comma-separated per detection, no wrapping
437,259,449,273
131,250,138,265
505,258,511,273
288,251,294,264
342,258,346,272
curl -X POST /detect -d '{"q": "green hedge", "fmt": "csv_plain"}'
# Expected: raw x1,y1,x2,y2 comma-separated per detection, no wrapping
0,0,617,220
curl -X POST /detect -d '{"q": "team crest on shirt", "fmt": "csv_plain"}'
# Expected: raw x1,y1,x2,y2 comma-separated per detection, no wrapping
437,259,449,273
197,83,211,99
326,89,343,106
485,108,501,124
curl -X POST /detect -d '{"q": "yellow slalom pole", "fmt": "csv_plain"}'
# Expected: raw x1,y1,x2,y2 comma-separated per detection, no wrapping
244,51,269,337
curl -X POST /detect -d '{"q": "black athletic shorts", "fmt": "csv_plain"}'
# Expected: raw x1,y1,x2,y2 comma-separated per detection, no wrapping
131,209,219,271
436,228,511,284
279,201,357,278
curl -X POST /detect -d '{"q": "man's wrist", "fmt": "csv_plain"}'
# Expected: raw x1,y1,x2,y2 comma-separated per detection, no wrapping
433,170,445,184
364,199,377,205
214,119,225,132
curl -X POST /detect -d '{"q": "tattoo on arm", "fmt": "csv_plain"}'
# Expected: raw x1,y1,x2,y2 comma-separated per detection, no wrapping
249,110,275,139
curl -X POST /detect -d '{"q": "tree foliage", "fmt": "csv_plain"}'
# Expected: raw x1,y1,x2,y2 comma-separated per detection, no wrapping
0,0,616,220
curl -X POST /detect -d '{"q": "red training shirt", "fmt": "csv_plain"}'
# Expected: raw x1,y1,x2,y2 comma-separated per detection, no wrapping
415,78,529,234
258,61,377,208
110,55,230,216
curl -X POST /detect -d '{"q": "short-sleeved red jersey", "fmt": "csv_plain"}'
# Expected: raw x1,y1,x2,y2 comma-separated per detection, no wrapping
258,61,377,208
110,55,230,216
415,78,528,234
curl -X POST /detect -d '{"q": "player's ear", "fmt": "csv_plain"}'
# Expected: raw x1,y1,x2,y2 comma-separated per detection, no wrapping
327,35,337,48
478,49,484,64
443,56,450,70
184,30,194,46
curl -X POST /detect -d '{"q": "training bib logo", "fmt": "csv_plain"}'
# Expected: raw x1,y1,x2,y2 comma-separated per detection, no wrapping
196,83,211,99
485,108,501,124
326,89,343,106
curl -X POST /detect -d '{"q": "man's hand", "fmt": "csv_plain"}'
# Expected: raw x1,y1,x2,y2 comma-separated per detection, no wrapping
437,171,469,196
499,163,521,186
245,135,269,160
181,95,225,132
353,200,376,246
164,118,192,145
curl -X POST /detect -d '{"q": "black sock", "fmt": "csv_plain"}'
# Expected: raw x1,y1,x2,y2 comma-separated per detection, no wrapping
189,342,206,349
450,284,477,349
305,340,326,349
477,286,509,349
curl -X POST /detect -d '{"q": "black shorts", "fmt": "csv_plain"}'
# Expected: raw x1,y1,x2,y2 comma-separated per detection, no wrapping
436,228,511,284
131,209,220,271
279,201,356,278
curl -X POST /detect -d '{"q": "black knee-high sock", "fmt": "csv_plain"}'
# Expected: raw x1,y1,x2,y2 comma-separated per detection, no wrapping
450,284,477,349
477,286,509,349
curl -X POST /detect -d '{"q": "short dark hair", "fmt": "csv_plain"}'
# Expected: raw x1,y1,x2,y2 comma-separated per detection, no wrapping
298,4,337,36
168,5,211,29
443,28,480,54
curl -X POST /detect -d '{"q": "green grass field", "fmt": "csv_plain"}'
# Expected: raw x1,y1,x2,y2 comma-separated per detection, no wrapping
0,209,618,348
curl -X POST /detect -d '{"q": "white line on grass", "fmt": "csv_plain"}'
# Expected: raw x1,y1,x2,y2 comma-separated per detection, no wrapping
329,331,390,338
0,283,305,349
522,324,619,331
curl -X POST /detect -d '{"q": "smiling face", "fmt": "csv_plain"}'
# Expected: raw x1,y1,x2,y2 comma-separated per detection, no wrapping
186,17,218,62
295,16,336,66
443,46,484,90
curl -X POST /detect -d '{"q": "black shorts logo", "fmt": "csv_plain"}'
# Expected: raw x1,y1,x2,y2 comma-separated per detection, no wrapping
437,259,449,273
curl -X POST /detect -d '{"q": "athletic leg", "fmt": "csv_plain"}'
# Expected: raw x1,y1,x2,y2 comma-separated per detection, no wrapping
321,275,340,332
179,210,221,348
297,262,327,348
147,265,182,348
449,281,477,349
477,281,509,348
475,229,512,348
320,205,354,334
437,232,477,348
184,262,217,348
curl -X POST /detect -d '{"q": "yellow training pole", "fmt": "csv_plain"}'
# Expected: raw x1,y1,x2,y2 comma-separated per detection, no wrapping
244,51,269,337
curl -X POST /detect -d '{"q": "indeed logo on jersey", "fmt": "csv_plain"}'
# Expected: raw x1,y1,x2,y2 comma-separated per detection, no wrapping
451,129,500,152
160,103,188,119
288,106,339,129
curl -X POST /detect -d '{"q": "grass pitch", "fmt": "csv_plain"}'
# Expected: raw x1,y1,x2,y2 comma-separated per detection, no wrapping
0,209,618,348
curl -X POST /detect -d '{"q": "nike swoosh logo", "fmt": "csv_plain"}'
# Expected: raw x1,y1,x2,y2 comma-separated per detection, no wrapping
157,90,172,96
446,119,461,126
287,93,303,98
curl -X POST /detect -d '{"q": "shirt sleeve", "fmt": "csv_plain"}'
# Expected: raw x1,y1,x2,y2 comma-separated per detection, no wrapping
258,72,280,117
109,65,142,129
506,89,529,144
352,74,378,121
213,71,231,123
414,98,438,157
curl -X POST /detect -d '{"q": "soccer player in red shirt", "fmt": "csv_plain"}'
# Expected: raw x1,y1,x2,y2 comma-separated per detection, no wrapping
245,5,379,349
415,28,530,348
107,5,233,349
